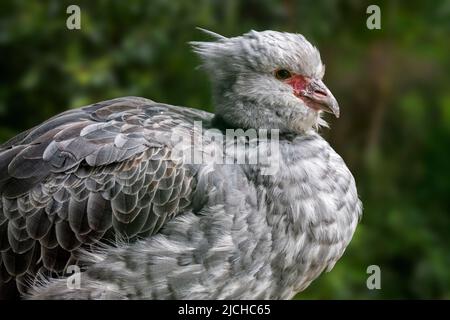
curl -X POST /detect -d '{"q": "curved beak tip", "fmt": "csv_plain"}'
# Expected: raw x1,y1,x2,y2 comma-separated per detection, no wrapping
329,100,340,118
308,79,340,118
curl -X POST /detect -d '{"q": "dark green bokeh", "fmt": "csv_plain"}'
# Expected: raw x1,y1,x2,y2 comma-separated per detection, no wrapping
0,0,449,299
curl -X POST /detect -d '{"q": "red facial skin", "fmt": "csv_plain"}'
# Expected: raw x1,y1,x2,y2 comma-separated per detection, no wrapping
279,71,340,117
285,74,308,97
284,74,325,112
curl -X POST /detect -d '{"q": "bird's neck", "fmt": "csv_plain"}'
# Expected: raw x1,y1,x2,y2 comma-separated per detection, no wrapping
210,114,309,142
209,114,239,132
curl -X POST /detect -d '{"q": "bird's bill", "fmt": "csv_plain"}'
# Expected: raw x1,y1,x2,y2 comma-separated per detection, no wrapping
303,79,340,118
287,76,340,118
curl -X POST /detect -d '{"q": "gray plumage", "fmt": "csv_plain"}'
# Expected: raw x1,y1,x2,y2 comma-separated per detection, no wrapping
0,30,362,299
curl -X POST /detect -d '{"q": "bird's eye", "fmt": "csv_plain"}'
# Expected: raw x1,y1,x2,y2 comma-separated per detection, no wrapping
275,69,292,80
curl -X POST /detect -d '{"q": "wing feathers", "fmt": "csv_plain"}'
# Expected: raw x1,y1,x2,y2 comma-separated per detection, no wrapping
87,193,112,232
1,246,35,276
55,220,81,251
0,97,207,290
68,197,90,235
25,210,52,240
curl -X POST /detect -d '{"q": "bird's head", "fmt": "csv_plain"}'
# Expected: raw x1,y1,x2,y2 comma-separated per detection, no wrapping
191,29,339,134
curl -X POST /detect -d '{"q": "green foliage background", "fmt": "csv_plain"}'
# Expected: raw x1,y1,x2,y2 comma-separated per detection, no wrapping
0,0,449,299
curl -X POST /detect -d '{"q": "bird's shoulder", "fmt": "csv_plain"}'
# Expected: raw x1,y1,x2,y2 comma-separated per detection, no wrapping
0,96,214,290
0,96,213,196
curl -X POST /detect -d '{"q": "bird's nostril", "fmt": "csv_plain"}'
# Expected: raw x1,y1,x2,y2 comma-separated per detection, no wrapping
314,89,328,97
